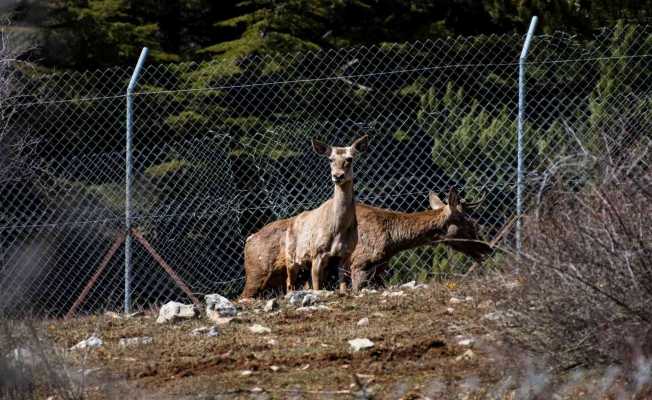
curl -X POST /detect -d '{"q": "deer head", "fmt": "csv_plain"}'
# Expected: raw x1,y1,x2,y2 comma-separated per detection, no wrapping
311,135,368,185
429,187,492,261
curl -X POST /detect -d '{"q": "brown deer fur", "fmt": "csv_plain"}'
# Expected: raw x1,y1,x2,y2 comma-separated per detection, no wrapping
241,187,491,298
244,135,368,295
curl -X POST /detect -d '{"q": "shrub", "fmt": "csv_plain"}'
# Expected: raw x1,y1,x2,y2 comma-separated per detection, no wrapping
506,135,651,368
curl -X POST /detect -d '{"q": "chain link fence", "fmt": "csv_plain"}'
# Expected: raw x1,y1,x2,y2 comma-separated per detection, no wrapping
1,24,650,317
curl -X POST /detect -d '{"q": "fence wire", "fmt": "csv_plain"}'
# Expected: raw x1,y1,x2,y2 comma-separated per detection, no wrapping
0,24,650,317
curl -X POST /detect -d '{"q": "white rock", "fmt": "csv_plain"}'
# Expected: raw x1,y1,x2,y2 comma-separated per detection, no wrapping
71,336,102,350
296,305,331,312
361,288,378,294
251,387,263,393
456,349,476,361
267,338,278,346
205,294,237,321
400,280,417,289
241,370,253,376
348,338,374,352
286,290,323,306
190,326,220,337
270,365,280,372
382,291,405,297
357,317,369,327
302,293,319,307
457,338,475,347
119,336,152,347
400,281,427,290
465,296,474,302
446,307,455,315
249,324,271,334
264,299,279,312
449,297,463,304
191,326,210,336
156,301,198,323
482,311,503,321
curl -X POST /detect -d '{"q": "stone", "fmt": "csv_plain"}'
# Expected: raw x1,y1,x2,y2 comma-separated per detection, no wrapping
119,336,153,347
400,281,428,290
361,288,378,294
400,280,417,289
240,370,253,376
446,307,455,315
190,326,219,337
286,290,321,306
205,294,237,322
457,338,475,347
191,326,210,336
70,336,103,350
249,324,271,334
465,296,474,302
449,297,463,304
296,305,331,312
382,291,405,297
302,293,319,306
270,365,280,372
456,349,476,362
348,338,374,352
156,301,198,323
264,299,279,312
357,317,369,327
267,338,278,346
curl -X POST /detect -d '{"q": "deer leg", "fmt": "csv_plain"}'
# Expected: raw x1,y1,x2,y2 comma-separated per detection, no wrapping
311,254,328,291
287,264,299,292
338,256,352,293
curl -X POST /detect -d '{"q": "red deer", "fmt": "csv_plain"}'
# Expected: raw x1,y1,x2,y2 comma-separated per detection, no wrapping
241,187,491,298
243,135,368,296
348,187,491,290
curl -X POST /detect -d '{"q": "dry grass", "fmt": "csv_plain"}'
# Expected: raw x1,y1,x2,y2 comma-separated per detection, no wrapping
10,274,652,399
41,280,503,399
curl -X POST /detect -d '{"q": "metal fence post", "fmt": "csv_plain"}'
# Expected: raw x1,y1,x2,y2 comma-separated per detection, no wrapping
516,16,538,255
125,47,149,313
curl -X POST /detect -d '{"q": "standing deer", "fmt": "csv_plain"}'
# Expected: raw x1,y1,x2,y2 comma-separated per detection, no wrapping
243,135,368,296
347,187,491,290
241,187,492,298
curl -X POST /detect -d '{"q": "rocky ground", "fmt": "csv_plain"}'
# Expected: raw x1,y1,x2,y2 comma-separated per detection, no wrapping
7,275,641,399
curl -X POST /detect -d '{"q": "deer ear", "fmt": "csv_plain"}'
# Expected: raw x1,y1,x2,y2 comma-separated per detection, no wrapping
429,192,445,210
312,138,331,156
447,187,460,211
351,135,369,153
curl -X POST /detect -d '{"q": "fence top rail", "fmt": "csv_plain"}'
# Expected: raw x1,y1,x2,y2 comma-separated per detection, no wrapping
1,24,650,107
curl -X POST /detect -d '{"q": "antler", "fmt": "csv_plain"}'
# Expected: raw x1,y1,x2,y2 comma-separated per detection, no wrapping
461,192,486,210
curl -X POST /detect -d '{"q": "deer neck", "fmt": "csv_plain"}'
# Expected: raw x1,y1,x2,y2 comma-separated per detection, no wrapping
387,210,448,253
331,181,356,229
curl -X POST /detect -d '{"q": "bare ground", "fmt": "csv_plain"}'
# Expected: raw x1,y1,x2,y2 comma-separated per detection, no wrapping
35,276,637,399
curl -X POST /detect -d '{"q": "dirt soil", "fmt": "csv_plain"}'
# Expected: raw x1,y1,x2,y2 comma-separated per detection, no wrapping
43,275,635,400
42,278,521,399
